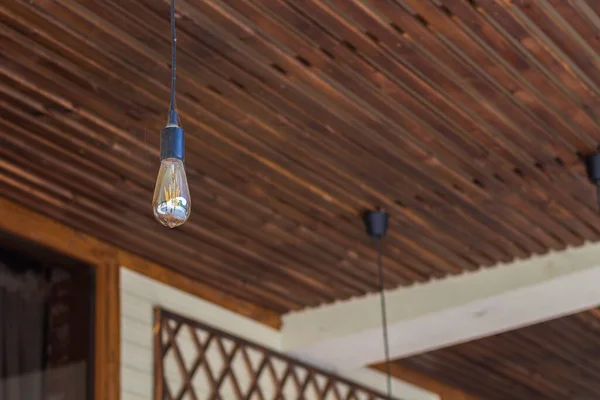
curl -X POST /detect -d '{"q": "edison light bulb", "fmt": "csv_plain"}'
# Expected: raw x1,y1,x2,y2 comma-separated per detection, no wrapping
152,109,190,228
152,158,191,228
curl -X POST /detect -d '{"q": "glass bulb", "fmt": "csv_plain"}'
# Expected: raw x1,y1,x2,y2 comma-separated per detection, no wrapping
152,158,191,228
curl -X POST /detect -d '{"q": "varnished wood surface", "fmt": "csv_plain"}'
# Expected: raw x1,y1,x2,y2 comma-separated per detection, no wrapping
396,308,600,400
372,363,483,400
3,0,600,312
95,260,121,400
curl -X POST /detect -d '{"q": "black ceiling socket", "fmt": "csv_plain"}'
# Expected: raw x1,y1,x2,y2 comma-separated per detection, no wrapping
363,210,389,238
585,154,600,210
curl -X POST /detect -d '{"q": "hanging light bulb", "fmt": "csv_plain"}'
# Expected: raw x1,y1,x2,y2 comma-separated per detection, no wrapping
152,113,191,228
152,0,191,228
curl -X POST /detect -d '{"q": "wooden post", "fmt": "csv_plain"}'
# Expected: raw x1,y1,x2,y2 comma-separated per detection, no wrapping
95,258,121,400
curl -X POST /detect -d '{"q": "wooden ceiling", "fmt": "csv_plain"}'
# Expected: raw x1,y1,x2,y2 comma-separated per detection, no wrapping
395,308,600,400
3,0,600,313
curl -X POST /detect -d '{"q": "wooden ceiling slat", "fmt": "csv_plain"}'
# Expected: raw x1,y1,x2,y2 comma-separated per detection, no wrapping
2,54,438,304
162,0,507,268
2,0,478,278
0,114,350,307
162,0,592,262
401,0,596,150
0,142,315,307
0,89,352,303
220,3,572,260
3,0,600,312
398,309,600,400
515,1,600,91
215,0,524,264
324,0,595,248
444,1,600,147
0,60,424,290
448,335,574,398
472,0,600,137
387,0,600,241
284,0,591,252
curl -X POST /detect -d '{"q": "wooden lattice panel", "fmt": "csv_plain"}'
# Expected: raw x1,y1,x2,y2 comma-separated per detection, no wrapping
154,308,397,400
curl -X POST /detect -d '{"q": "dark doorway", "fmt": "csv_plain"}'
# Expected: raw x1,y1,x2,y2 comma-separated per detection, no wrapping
0,231,94,400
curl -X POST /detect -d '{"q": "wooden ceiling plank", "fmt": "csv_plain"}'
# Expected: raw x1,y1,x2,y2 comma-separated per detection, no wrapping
0,116,351,307
5,9,496,300
0,98,352,306
397,0,578,163
435,0,600,238
399,0,597,152
515,0,600,94
0,45,394,302
447,335,573,397
151,0,510,272
384,0,600,241
0,2,540,266
331,0,590,247
214,0,527,265
226,0,504,190
1,80,425,304
511,321,600,396
312,0,592,238
168,3,540,262
45,0,568,268
476,0,600,131
442,0,600,146
293,0,552,169
3,0,600,313
109,4,502,272
532,319,600,378
504,328,600,392
399,355,521,400
0,13,468,284
213,1,568,264
3,0,568,272
282,0,584,230
286,0,584,253
397,307,600,400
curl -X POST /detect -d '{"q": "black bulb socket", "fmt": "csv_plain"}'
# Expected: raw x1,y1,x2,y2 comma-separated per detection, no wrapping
363,210,389,238
586,154,600,184
160,110,184,161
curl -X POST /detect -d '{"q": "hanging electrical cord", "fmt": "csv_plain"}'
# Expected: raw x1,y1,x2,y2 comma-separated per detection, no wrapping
364,210,392,398
169,0,177,111
376,237,392,397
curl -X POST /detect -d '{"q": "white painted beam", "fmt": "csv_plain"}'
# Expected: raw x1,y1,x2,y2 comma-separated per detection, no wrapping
282,242,600,370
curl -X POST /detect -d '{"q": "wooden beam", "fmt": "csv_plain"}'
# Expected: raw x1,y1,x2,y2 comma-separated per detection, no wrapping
0,196,282,329
95,259,121,400
372,363,483,400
